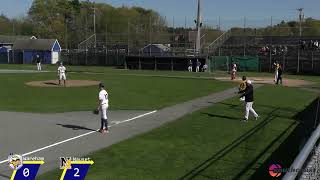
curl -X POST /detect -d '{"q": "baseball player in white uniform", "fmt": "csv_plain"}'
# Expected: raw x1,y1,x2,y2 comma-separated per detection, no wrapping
196,59,201,72
58,62,67,87
96,82,109,134
36,55,41,71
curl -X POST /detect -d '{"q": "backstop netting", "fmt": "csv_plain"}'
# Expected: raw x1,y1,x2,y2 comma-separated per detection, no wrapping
209,56,259,72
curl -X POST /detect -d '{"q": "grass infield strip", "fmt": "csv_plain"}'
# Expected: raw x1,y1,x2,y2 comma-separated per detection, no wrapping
0,72,233,112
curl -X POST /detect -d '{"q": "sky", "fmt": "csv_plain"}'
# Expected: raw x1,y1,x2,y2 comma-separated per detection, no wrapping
1,0,320,29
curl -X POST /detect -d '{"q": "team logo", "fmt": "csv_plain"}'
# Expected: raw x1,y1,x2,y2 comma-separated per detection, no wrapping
8,154,23,170
269,164,282,177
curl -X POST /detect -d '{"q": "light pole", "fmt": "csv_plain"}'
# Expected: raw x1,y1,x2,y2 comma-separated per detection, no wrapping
297,8,304,37
194,0,202,54
297,8,304,73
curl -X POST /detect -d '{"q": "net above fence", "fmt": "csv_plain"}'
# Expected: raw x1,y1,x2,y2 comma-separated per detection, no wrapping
209,56,259,72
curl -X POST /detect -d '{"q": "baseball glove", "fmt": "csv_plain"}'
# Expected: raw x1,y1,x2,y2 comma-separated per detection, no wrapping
93,109,99,115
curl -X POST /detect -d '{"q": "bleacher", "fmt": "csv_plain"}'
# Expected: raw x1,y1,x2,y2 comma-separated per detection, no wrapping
213,35,320,73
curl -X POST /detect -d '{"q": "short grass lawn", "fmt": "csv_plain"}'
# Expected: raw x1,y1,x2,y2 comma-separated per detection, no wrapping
37,85,317,179
0,72,233,112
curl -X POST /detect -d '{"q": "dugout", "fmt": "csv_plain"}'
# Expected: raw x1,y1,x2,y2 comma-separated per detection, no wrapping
0,47,9,64
125,56,206,71
12,39,61,64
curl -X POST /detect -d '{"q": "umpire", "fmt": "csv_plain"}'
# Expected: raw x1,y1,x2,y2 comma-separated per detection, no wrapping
238,80,259,122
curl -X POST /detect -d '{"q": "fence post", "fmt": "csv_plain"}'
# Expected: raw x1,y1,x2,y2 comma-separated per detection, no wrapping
85,50,88,65
297,44,300,73
282,54,285,72
312,51,314,72
171,58,173,71
154,57,157,71
269,50,272,72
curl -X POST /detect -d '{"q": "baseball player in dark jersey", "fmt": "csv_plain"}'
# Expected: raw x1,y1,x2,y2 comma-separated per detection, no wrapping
238,79,259,122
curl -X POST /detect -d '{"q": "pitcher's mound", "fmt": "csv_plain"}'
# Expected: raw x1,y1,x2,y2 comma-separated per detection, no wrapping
26,80,100,87
215,77,313,87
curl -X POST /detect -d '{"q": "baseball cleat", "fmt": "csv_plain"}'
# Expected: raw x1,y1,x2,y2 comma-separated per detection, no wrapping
243,118,248,122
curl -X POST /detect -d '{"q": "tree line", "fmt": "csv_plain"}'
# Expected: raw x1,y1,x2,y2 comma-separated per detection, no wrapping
1,0,320,49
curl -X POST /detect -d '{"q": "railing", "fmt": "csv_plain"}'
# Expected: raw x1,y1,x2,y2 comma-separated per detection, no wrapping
206,30,232,56
282,98,320,180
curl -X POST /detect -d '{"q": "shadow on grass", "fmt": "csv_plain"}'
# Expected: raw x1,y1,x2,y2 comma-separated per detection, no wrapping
56,124,96,131
202,112,240,121
219,102,299,114
248,98,319,180
181,98,319,180
178,108,279,180
44,82,59,86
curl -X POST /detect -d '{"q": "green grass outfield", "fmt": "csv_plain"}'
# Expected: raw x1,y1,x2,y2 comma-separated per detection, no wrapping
37,86,318,180
1,64,319,87
0,67,234,112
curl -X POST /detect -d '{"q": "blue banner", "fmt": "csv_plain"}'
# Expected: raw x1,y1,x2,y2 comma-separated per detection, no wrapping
10,161,44,180
60,161,94,180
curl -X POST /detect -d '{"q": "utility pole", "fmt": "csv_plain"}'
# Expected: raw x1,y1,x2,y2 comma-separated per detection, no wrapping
93,2,96,48
12,20,15,35
218,16,221,31
195,0,202,54
128,20,130,55
65,18,68,49
297,8,304,73
297,8,304,37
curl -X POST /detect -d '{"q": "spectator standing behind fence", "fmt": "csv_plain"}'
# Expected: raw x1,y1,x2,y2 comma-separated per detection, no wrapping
188,60,193,72
35,55,41,71
196,59,201,72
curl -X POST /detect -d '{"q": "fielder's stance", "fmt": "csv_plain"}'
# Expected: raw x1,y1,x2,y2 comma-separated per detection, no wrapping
58,62,67,87
96,82,109,134
238,80,259,122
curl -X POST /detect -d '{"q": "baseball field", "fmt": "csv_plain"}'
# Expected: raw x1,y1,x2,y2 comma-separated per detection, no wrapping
1,64,319,179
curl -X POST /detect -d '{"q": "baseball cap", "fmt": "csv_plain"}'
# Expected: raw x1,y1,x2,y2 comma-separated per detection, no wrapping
99,82,105,88
247,80,252,84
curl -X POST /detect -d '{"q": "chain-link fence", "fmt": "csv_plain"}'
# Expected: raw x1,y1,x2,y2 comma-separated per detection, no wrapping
60,49,125,66
57,15,320,73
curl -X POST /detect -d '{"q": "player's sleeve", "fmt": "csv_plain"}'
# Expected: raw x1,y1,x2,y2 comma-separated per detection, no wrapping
98,92,104,101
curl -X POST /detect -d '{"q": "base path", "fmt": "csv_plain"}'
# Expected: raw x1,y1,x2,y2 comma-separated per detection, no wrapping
215,77,313,87
0,86,260,179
